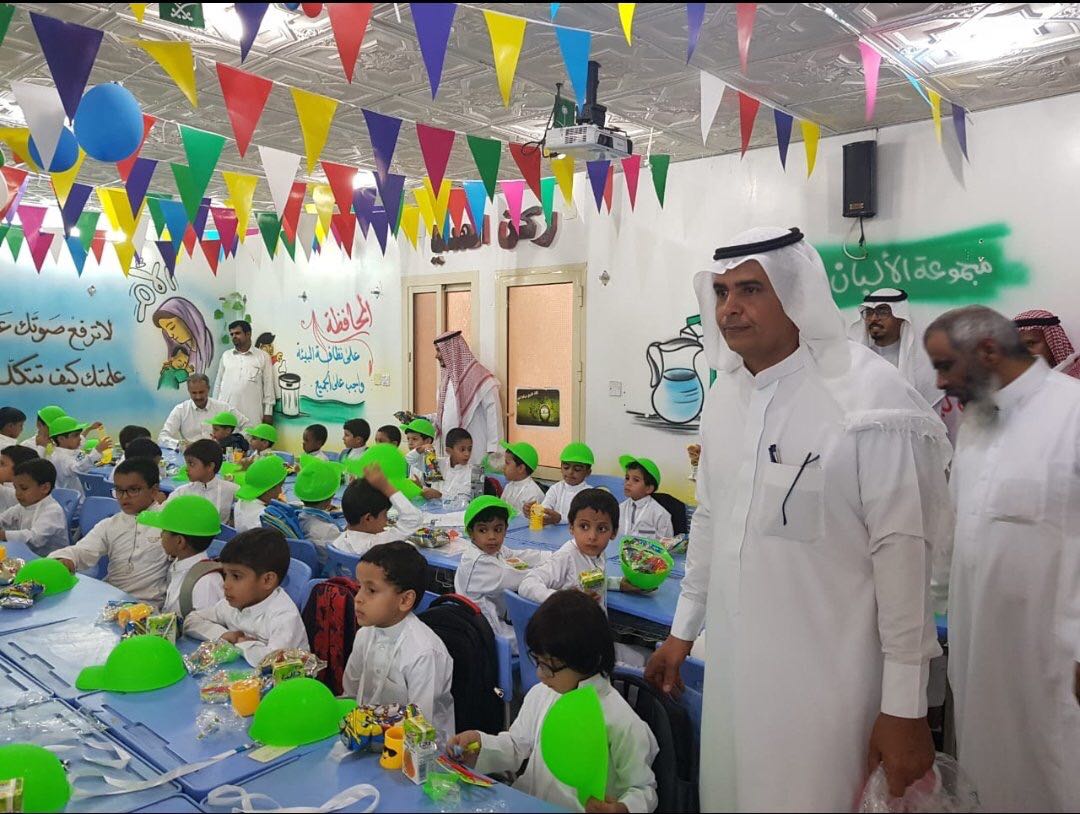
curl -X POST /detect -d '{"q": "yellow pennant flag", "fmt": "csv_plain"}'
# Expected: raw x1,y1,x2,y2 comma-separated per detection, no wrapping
0,127,40,170
424,178,452,228
551,154,575,204
51,149,87,204
97,187,140,238
800,120,821,178
290,87,338,174
314,213,328,245
222,171,258,242
311,183,335,232
413,186,436,232
483,10,527,107
400,204,420,249
132,40,198,107
130,3,147,22
928,89,942,143
113,240,136,277
618,4,636,46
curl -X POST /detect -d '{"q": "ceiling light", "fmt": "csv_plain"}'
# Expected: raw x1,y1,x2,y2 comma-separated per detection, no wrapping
929,15,1046,63
352,170,376,189
203,4,291,44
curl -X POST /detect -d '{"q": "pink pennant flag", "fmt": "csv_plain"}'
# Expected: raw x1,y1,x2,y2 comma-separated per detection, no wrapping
500,179,525,233
858,41,882,122
736,3,756,73
211,206,239,256
28,233,54,272
621,154,641,210
416,123,456,195
17,204,48,244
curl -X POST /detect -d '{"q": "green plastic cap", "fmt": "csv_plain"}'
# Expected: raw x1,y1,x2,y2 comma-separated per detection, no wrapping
560,442,594,466
138,495,223,537
618,455,662,489
75,635,187,693
37,405,67,425
83,438,101,453
46,415,87,438
249,677,356,747
464,495,516,529
293,458,341,502
246,423,278,443
343,444,422,501
16,558,78,596
204,411,238,428
500,440,539,472
236,455,288,501
401,417,436,439
0,743,71,813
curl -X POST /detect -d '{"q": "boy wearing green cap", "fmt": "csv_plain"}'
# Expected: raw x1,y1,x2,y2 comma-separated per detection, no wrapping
49,415,112,499
206,412,249,459
241,423,277,469
233,455,288,533
455,496,548,649
619,455,674,540
139,494,226,616
524,442,595,526
498,441,544,514
402,418,438,484
333,463,423,556
20,405,65,457
0,458,67,555
168,439,240,524
49,458,170,603
293,459,346,561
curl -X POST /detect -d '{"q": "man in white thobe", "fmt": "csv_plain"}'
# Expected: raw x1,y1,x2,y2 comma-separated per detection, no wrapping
213,320,275,428
428,331,502,466
924,305,1080,812
646,227,953,811
158,374,249,450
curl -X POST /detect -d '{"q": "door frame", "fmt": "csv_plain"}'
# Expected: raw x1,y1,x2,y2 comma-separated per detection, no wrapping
495,263,586,481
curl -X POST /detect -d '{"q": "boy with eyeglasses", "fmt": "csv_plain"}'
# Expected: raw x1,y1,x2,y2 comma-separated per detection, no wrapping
49,458,170,604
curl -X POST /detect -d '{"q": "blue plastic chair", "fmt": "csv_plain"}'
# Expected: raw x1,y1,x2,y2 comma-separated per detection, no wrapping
78,497,121,537
417,590,439,613
504,590,541,694
286,538,320,575
272,451,295,465
324,545,363,579
51,488,81,545
78,472,114,499
207,539,226,558
588,473,626,495
299,578,326,612
217,524,237,541
281,558,312,609
682,655,705,694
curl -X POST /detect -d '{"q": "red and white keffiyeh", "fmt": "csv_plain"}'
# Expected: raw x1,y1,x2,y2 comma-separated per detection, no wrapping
1014,309,1080,379
435,331,499,432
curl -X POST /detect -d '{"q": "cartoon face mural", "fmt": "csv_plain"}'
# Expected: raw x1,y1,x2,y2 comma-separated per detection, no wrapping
151,296,214,389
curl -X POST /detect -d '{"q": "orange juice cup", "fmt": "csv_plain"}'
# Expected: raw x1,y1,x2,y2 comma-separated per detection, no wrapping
229,678,262,717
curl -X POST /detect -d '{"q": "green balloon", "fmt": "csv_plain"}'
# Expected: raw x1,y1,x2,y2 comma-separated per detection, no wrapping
344,443,422,501
0,744,71,813
249,677,356,747
76,634,187,693
15,558,78,596
540,684,609,806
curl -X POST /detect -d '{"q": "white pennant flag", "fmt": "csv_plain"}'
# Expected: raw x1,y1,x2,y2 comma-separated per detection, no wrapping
257,145,302,218
132,214,150,257
49,230,64,263
297,211,317,261
12,81,67,170
699,70,726,146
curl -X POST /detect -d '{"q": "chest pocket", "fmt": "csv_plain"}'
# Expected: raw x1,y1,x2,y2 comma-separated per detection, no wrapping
758,460,825,542
986,475,1046,525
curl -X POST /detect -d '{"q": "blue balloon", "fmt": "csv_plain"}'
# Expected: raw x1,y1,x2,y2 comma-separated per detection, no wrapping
28,126,79,172
73,83,143,162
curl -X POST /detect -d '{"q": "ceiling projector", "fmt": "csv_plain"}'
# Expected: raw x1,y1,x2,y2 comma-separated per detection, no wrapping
546,61,633,160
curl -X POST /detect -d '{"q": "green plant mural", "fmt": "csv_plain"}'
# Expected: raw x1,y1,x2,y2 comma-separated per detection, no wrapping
817,223,1029,309
213,292,252,344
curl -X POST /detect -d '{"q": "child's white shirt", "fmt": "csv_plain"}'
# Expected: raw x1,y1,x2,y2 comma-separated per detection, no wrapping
232,498,267,533
331,493,422,556
50,446,102,497
438,460,472,499
454,544,549,642
0,484,16,513
618,495,674,540
476,673,659,813
517,539,619,608
0,495,67,554
162,554,225,616
184,587,308,666
20,437,47,457
540,480,593,524
168,477,240,524
0,435,15,451
500,477,544,514
343,446,367,461
307,450,329,461
49,512,168,603
342,613,456,738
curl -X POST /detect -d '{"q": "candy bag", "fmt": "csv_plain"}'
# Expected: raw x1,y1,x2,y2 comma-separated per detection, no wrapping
185,640,242,675
858,753,979,813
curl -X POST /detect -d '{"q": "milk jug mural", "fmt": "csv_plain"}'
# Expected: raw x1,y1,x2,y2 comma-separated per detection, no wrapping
628,316,709,432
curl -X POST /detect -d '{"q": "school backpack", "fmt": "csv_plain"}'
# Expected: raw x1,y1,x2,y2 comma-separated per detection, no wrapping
260,499,305,540
418,593,503,735
301,576,359,695
177,559,223,618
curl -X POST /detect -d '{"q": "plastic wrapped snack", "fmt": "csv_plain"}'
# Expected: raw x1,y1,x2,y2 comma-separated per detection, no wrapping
256,648,327,685
659,534,688,556
578,568,605,593
619,536,674,590
423,448,442,482
0,557,25,586
409,527,452,549
97,600,145,625
199,669,263,704
0,581,42,609
340,707,385,753
184,639,243,675
858,753,979,813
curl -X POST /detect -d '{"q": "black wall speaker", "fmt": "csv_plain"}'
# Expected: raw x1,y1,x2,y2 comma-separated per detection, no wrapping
843,140,877,218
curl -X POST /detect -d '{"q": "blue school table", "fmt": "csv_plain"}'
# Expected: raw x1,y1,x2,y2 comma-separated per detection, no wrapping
0,653,48,708
196,737,568,813
0,570,131,635
0,616,124,699
132,795,204,813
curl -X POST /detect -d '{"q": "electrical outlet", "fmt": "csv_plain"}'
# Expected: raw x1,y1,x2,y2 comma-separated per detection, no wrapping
380,373,391,387
608,380,623,397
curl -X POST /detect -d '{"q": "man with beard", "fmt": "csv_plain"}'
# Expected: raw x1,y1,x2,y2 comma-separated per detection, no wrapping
159,374,248,449
924,305,1080,812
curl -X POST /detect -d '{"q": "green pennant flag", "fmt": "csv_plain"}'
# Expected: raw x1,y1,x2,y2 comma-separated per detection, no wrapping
540,176,556,226
180,125,225,196
649,154,671,208
391,191,405,237
467,134,502,201
0,222,9,248
145,195,171,238
257,212,280,258
0,4,15,49
160,2,204,29
280,230,296,261
170,163,203,221
6,224,23,260
76,211,100,252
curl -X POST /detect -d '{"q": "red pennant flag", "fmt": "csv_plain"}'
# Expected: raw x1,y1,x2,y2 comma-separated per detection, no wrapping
415,123,456,194
0,167,29,221
201,239,221,275
603,164,613,212
448,187,468,231
621,154,641,209
182,227,198,257
738,91,761,156
211,206,238,256
28,233,54,273
281,181,306,242
117,115,157,182
508,142,542,201
91,231,106,263
331,211,356,257
327,3,372,83
216,63,273,158
321,160,356,215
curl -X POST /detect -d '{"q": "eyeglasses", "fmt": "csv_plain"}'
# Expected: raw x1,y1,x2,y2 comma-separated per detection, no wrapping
112,486,147,498
528,652,568,680
862,305,894,319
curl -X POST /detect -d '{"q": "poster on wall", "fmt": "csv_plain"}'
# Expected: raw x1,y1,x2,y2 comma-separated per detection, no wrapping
515,388,560,427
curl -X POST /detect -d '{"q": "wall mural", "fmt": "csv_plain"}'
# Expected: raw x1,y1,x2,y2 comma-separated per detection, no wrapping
625,316,708,434
152,296,215,390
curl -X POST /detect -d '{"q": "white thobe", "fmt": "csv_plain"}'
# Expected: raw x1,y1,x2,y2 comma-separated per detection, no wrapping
476,674,659,813
331,493,423,556
436,460,473,500
49,512,168,603
618,495,674,540
20,437,48,457
948,360,1080,812
184,587,308,667
454,544,549,643
0,435,16,450
0,484,16,513
232,499,267,533
500,477,544,514
0,495,67,554
540,480,593,524
673,345,947,811
162,554,225,616
168,477,239,524
158,398,249,449
51,446,102,497
213,347,276,427
342,613,456,738
518,539,620,607
432,380,502,464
